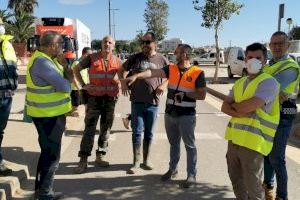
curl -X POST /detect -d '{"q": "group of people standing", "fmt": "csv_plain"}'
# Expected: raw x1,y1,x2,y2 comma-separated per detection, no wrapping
0,14,298,200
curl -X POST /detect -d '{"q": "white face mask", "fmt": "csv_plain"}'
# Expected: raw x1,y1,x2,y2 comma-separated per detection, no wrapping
246,58,263,74
0,25,5,35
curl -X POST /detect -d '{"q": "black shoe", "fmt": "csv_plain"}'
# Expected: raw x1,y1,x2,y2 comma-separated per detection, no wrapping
161,170,178,182
182,176,196,188
0,165,12,176
34,191,65,200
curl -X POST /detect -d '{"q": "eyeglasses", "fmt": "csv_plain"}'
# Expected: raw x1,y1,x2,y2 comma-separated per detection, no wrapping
141,40,153,45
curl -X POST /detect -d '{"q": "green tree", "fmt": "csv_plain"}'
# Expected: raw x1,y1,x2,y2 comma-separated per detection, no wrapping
289,26,300,40
193,0,243,82
8,0,38,16
5,13,35,43
144,0,169,41
0,9,13,23
115,40,130,54
91,39,101,50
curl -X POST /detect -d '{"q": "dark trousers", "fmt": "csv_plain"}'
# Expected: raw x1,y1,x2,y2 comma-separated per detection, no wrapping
78,95,117,157
264,117,295,199
0,97,12,163
32,115,66,199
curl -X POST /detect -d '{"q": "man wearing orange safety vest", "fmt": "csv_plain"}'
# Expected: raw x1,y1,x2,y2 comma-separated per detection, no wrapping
73,35,121,174
124,44,206,188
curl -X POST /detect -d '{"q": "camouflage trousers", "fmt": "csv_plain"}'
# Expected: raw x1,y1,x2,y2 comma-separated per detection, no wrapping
78,95,117,158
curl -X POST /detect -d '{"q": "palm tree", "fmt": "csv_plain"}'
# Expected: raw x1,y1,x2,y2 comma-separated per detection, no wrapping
0,9,13,23
8,0,38,16
5,13,35,43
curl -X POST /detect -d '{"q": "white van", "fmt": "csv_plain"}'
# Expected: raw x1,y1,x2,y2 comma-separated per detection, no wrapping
227,47,247,78
194,50,225,65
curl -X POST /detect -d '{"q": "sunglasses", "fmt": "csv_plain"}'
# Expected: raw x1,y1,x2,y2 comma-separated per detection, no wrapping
141,40,153,45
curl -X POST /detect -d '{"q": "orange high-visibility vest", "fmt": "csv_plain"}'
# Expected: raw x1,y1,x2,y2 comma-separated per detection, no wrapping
88,53,120,97
167,64,203,107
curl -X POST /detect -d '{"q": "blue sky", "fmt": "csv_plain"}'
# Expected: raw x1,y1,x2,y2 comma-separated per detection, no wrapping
0,0,299,48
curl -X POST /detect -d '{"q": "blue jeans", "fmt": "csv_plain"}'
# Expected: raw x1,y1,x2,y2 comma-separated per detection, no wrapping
32,115,66,200
264,118,294,199
0,97,12,163
131,102,158,144
165,114,197,177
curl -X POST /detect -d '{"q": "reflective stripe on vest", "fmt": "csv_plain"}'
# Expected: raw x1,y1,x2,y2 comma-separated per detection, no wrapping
263,58,300,98
88,53,120,97
167,64,203,108
26,50,71,117
225,73,280,156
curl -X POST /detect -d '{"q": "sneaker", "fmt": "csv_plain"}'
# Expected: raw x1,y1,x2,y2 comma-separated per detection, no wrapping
122,117,130,129
0,164,12,176
263,183,275,200
74,158,88,174
182,176,196,188
161,170,178,182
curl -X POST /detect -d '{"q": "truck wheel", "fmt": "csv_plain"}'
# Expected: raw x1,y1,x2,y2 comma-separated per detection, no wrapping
227,66,233,78
242,69,248,77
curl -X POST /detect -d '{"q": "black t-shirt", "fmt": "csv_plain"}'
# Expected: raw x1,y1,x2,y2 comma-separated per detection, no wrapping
123,52,169,105
162,65,206,116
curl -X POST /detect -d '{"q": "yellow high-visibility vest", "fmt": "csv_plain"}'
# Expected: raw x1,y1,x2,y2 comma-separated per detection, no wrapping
263,57,300,99
0,34,17,62
225,73,280,156
26,50,71,117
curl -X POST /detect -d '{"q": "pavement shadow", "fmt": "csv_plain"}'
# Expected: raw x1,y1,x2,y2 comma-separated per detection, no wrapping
56,162,132,175
53,174,234,200
2,147,39,176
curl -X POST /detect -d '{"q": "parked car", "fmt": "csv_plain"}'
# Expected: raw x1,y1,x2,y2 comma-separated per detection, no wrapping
227,47,246,78
194,50,225,65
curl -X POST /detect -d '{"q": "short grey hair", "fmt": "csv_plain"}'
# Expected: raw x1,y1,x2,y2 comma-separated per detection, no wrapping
40,31,62,47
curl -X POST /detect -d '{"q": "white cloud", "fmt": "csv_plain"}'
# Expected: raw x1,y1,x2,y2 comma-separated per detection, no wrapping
58,0,95,5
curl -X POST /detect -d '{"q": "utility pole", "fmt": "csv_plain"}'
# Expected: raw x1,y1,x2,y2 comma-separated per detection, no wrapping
111,8,119,40
108,0,112,35
278,4,284,31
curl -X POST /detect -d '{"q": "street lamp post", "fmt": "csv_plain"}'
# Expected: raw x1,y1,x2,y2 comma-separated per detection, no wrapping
286,18,293,34
111,8,119,39
108,0,111,35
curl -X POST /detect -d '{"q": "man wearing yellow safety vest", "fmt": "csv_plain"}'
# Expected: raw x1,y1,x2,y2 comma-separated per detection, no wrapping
0,18,18,176
222,43,280,199
263,31,300,200
124,44,206,188
26,31,73,200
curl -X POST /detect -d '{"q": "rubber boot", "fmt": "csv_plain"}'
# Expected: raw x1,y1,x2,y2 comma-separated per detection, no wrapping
95,151,110,167
74,157,88,174
127,144,141,174
140,140,153,170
